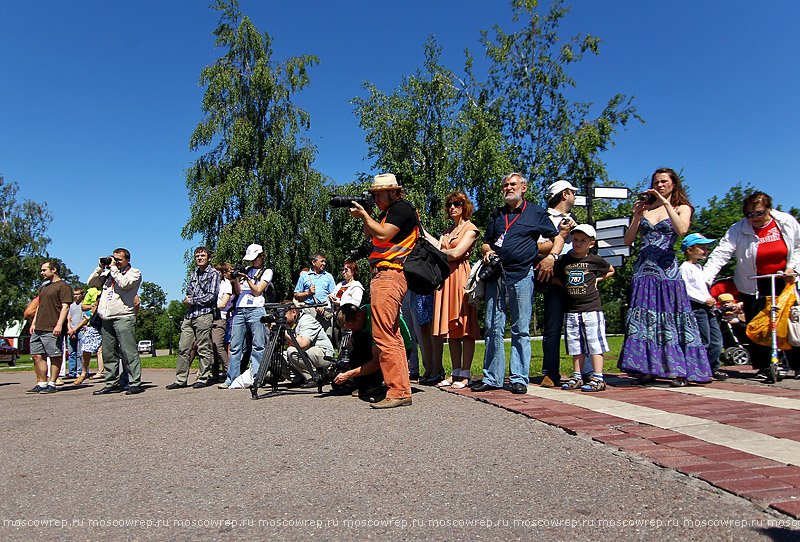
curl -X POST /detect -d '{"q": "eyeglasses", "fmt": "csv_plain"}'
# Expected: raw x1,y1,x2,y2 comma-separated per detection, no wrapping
445,201,464,208
745,210,768,219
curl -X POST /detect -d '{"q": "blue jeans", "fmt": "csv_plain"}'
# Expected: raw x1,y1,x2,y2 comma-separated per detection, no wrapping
67,332,82,376
693,306,722,372
225,307,267,385
483,267,535,386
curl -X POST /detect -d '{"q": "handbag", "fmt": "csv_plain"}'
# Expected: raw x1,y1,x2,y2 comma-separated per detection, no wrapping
88,310,103,330
788,283,800,348
402,203,451,295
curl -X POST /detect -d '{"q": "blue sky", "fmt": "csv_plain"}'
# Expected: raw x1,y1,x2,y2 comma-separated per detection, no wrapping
2,0,798,302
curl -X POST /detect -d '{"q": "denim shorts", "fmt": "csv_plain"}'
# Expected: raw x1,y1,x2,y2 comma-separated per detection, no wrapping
30,330,64,358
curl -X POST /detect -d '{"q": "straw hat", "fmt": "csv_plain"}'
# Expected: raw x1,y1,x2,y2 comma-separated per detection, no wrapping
368,173,404,192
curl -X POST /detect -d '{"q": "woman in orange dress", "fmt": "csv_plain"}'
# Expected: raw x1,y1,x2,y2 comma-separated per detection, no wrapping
430,191,481,389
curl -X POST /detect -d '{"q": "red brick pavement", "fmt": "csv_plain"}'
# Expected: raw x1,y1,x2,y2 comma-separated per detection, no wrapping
448,376,800,518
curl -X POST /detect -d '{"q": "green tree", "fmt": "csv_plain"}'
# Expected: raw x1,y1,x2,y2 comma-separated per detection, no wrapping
481,0,640,196
136,281,167,348
0,175,52,330
183,0,328,298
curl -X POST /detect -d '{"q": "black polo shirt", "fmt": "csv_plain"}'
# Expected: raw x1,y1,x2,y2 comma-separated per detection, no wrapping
484,200,558,284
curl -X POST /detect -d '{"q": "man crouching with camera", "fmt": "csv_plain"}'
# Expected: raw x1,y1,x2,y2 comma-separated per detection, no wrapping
348,173,417,408
282,301,335,388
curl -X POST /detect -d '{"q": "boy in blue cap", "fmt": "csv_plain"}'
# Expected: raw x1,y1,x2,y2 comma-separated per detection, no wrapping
680,233,726,380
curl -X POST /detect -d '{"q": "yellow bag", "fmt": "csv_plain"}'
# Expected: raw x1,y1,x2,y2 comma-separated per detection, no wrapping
746,283,797,350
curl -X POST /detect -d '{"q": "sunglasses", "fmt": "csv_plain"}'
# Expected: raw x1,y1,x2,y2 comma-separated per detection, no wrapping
445,201,464,208
745,210,768,219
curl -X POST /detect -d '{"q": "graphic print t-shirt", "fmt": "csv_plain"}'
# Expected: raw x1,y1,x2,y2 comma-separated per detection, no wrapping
555,252,611,313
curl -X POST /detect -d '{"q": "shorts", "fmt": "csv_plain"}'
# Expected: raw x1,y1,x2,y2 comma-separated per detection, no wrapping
564,311,609,356
81,327,102,354
30,330,64,358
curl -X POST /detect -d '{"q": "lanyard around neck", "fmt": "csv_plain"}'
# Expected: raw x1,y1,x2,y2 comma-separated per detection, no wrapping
504,200,526,231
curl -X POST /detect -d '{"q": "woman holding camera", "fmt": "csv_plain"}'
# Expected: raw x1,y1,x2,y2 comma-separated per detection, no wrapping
618,168,711,386
428,191,481,389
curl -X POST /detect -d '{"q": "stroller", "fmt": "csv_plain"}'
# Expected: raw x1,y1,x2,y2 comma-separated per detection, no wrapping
710,278,751,366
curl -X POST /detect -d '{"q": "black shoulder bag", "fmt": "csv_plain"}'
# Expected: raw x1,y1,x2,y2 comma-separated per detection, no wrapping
402,201,451,295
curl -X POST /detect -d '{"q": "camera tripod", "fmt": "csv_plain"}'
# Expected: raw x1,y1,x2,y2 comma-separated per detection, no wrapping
250,302,328,400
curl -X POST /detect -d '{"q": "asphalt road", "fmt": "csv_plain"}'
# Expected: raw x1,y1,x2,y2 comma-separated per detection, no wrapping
1,369,798,541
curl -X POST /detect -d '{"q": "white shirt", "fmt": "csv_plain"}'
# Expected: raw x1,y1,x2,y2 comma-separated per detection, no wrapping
217,278,233,319
538,207,575,254
680,261,712,305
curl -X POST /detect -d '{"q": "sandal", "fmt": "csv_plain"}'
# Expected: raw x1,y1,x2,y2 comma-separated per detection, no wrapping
581,378,606,392
670,378,687,388
436,379,453,388
91,373,106,380
451,380,469,390
561,378,583,390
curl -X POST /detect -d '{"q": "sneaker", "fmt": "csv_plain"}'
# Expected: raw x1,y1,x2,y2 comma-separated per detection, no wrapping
26,385,46,394
39,385,58,394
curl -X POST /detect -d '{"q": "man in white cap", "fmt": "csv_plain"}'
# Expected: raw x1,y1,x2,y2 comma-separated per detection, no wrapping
537,179,579,388
219,243,273,389
349,173,418,408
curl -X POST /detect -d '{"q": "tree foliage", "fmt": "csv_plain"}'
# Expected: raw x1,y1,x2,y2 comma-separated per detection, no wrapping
481,0,641,196
353,38,515,232
0,175,52,330
183,0,329,298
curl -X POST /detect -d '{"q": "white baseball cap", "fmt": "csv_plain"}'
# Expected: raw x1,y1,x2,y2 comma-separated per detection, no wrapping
572,224,597,238
547,179,579,198
243,243,264,261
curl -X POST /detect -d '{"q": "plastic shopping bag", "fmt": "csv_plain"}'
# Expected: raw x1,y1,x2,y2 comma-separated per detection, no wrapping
746,283,797,350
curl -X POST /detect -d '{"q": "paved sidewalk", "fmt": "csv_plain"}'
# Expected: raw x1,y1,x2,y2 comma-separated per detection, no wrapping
450,367,800,519
3,368,798,541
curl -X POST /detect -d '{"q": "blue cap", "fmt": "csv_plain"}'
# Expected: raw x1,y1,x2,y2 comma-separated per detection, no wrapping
681,233,717,251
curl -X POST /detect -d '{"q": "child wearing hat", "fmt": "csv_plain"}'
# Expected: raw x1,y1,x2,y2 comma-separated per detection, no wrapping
679,233,726,381
553,224,615,392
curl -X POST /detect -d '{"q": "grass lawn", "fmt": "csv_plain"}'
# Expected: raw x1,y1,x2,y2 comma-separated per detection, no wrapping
3,336,625,379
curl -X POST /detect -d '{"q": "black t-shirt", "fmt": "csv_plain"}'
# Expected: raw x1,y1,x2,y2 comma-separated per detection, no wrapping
378,199,417,242
555,252,611,313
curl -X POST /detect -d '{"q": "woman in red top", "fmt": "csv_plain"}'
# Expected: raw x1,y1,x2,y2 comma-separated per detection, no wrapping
704,191,800,373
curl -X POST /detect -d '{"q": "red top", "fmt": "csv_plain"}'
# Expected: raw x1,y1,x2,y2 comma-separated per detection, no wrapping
755,218,788,275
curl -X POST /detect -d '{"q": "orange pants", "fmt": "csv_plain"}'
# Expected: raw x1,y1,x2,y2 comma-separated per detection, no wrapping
370,267,411,398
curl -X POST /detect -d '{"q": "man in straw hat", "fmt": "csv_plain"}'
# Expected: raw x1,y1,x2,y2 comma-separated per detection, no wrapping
349,173,418,408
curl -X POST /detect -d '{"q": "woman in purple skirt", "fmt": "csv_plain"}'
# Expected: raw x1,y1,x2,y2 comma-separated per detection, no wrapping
618,168,712,386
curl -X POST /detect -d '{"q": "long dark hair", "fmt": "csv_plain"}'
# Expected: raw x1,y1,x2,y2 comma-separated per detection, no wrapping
651,168,693,211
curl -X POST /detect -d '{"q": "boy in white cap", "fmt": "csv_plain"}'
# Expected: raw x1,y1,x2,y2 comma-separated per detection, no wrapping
553,224,615,391
680,233,726,380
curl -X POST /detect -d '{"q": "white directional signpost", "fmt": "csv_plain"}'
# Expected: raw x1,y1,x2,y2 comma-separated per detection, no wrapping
596,217,631,268
573,177,632,266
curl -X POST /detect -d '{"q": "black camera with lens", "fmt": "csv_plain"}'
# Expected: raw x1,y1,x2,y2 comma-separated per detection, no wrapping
478,253,503,282
329,191,375,209
349,240,374,261
232,264,249,277
637,192,654,205
99,257,112,266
